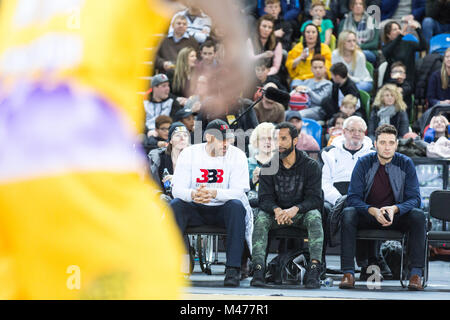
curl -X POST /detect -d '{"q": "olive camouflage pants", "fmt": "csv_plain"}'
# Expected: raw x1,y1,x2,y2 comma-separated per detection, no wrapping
252,209,324,266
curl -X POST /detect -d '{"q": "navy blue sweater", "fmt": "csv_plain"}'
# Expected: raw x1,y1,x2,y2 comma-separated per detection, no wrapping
347,152,421,216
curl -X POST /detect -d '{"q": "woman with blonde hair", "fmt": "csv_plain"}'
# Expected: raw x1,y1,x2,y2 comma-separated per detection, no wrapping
172,46,197,99
427,47,450,108
368,84,409,140
248,122,275,192
332,30,373,92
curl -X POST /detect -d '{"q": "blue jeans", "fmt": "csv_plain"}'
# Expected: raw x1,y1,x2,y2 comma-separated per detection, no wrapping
362,50,377,65
422,17,450,45
356,81,373,93
340,207,426,273
170,198,246,268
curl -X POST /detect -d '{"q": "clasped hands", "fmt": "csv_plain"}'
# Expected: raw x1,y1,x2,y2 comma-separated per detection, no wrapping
369,205,397,227
274,207,299,225
191,185,217,204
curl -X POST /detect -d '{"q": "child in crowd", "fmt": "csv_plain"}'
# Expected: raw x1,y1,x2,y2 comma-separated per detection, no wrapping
301,0,334,47
340,94,358,117
385,61,413,117
326,112,348,146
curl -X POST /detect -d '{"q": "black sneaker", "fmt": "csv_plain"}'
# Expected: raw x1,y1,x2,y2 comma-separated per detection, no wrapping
250,264,265,287
224,267,240,287
304,262,321,289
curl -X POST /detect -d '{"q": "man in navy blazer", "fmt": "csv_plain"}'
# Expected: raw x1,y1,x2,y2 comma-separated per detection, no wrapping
339,124,426,291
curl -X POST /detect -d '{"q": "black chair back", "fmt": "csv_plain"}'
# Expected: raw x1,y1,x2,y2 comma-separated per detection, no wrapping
429,190,450,222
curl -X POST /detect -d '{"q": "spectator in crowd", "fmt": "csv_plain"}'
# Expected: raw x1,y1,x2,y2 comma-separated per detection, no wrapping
173,108,196,143
304,0,340,24
290,54,332,121
322,116,373,206
326,112,348,146
155,15,199,74
422,0,450,44
286,24,332,87
257,0,302,24
427,48,450,108
340,94,359,117
424,115,450,143
254,83,286,124
251,59,287,99
143,73,182,137
322,116,391,280
172,47,198,100
322,62,361,120
382,20,427,86
149,122,191,202
339,0,381,18
248,15,284,81
339,124,426,291
263,0,295,52
368,84,410,141
332,30,373,93
381,0,426,23
184,74,213,115
286,110,320,152
248,122,276,197
169,6,212,44
385,61,414,115
301,0,334,46
171,119,252,287
338,0,380,65
145,115,172,153
251,122,324,289
195,40,220,77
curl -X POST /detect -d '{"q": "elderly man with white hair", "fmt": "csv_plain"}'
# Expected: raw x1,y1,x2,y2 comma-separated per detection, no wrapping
321,115,392,280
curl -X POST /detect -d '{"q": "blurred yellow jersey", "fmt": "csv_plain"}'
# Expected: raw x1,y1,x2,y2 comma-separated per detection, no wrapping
0,0,186,299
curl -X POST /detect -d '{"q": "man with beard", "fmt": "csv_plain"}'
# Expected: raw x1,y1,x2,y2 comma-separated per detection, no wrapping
339,124,426,291
251,122,324,289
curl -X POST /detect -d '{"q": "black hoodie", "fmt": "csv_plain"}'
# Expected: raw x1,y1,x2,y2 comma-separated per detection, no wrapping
258,149,322,214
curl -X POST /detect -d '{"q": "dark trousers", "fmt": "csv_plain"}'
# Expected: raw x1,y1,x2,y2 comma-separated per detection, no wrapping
170,198,246,268
323,201,378,267
341,207,426,272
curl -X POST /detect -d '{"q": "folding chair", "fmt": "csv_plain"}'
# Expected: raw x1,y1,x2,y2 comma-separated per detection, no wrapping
424,190,450,287
429,33,450,55
377,61,388,89
184,226,227,274
359,89,371,120
356,229,408,288
366,61,374,79
302,118,323,148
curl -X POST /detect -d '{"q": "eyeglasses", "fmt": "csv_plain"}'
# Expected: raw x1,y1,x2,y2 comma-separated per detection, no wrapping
345,128,365,134
158,127,170,131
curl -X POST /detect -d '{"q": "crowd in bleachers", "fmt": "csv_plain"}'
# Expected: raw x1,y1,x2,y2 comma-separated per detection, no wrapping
145,0,450,290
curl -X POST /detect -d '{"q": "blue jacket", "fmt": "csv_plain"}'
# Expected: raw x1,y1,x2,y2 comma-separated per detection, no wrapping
381,0,425,22
347,152,421,216
427,71,450,108
257,0,301,21
424,127,450,143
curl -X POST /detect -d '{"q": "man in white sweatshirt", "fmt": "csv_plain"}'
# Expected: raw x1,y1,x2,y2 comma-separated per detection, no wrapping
171,119,251,287
321,115,392,280
322,116,374,207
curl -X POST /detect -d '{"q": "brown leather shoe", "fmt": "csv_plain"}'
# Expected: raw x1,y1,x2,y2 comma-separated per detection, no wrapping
408,274,424,291
339,273,355,289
